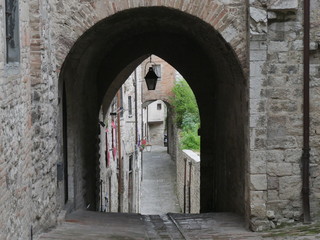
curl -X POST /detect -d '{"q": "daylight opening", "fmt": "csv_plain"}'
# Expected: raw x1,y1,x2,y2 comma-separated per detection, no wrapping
96,56,201,215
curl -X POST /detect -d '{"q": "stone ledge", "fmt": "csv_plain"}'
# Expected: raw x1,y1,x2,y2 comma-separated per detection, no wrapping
268,0,298,11
182,149,200,162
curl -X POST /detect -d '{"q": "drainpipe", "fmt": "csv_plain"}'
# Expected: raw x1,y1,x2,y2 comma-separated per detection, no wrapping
117,91,123,212
100,179,103,212
134,70,138,145
188,161,192,213
147,106,149,141
141,81,144,182
134,70,138,212
302,0,311,224
184,158,187,213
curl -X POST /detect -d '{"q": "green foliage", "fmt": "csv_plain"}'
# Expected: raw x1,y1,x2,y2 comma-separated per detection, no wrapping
181,129,200,150
170,80,200,150
171,80,199,129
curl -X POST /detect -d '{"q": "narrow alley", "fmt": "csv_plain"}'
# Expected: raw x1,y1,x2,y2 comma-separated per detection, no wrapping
140,145,181,215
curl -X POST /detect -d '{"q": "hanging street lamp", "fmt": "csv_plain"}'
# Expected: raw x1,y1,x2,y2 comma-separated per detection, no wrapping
144,55,159,90
144,66,159,90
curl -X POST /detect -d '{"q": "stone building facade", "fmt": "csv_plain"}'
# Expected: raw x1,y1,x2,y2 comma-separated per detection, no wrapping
249,0,320,230
98,68,142,214
141,55,178,156
142,55,176,104
144,100,168,146
0,0,320,239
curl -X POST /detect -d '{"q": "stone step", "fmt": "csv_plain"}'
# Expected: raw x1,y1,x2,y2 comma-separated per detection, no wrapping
39,210,146,240
38,210,275,240
143,214,186,240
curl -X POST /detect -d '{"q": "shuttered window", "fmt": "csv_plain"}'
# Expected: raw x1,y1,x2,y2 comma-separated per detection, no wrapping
5,0,20,63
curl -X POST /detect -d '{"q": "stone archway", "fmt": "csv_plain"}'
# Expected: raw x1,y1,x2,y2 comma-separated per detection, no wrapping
141,99,172,151
59,6,248,218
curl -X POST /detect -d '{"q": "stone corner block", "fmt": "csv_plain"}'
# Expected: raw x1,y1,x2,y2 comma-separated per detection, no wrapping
250,174,267,191
250,151,267,174
250,218,271,231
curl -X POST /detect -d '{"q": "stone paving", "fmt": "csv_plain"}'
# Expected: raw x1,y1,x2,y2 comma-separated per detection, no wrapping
140,145,181,215
38,210,320,239
172,213,320,239
39,146,320,239
39,210,146,240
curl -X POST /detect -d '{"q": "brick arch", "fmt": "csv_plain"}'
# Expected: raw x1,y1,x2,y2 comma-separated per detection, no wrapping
59,5,248,218
54,0,247,73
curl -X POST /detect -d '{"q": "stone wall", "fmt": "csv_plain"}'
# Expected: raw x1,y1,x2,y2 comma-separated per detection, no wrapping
99,68,143,214
167,107,179,160
147,100,167,145
0,0,59,239
142,55,176,104
58,1,248,222
0,0,103,238
176,149,200,214
98,108,120,213
0,0,247,237
249,0,320,230
309,0,320,220
2,0,320,237
148,122,165,145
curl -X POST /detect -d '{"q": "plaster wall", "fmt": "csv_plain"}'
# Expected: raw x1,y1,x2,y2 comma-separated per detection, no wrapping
147,100,167,145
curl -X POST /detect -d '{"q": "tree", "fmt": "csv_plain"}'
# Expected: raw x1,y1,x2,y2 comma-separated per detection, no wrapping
170,80,200,150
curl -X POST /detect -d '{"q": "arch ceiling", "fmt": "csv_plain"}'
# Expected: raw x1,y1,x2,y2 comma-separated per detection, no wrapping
60,6,248,214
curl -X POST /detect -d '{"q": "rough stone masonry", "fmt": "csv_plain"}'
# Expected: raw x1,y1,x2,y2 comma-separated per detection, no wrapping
0,0,319,239
249,0,320,230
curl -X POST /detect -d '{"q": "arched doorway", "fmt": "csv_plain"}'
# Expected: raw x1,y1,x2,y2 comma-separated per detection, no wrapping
59,6,248,217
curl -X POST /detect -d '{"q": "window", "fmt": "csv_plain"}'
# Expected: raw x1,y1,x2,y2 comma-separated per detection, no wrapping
111,121,116,159
152,64,161,80
128,96,132,116
129,155,133,172
157,103,162,110
5,0,20,63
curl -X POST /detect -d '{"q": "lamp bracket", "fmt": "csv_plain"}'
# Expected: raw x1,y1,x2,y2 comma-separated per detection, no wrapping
144,55,157,74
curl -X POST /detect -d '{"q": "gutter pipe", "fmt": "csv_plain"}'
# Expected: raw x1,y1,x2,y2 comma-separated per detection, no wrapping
302,0,311,224
134,70,138,145
117,91,123,212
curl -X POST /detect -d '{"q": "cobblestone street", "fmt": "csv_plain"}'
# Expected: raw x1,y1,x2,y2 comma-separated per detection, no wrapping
39,146,320,239
38,210,320,239
140,145,181,215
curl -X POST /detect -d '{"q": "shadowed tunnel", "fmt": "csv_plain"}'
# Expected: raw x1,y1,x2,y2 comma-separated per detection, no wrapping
59,6,248,217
